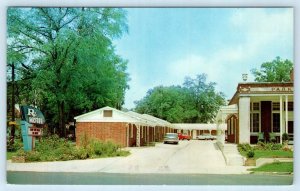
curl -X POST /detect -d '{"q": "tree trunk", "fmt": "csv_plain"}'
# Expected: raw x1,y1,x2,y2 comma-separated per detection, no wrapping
58,101,66,138
11,63,15,144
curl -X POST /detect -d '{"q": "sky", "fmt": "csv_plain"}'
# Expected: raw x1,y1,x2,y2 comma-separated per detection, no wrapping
114,8,293,109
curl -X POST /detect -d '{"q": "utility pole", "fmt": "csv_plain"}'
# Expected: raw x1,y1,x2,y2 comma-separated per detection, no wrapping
11,63,16,144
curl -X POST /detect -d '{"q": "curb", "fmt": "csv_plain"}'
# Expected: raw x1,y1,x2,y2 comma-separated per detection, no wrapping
249,171,293,175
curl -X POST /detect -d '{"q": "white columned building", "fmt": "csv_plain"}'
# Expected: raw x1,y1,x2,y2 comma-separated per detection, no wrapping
223,82,294,144
238,96,251,144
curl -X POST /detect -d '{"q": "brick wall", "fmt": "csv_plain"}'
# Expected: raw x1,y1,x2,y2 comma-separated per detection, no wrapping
76,122,127,147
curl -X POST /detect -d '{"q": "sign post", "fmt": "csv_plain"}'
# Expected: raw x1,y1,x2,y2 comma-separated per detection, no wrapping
20,106,45,151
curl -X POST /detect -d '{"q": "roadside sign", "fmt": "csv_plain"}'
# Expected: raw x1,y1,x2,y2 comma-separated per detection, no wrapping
28,127,42,136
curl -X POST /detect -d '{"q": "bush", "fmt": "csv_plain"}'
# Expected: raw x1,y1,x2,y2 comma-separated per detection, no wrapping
254,142,283,151
282,133,289,142
247,150,255,158
7,138,23,152
238,143,252,152
88,139,123,158
14,135,130,162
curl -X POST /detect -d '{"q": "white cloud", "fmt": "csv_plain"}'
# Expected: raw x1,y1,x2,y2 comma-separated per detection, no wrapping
230,8,293,54
124,8,293,108
165,9,293,99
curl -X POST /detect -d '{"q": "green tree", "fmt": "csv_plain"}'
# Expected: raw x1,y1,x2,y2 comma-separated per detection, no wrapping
183,74,226,123
251,57,293,82
7,8,129,137
135,74,225,123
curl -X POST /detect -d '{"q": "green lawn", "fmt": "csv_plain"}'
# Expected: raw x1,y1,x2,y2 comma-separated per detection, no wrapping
254,150,293,159
250,162,293,173
240,150,293,159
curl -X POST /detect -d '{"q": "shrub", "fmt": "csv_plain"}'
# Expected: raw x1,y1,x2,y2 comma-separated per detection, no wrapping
247,150,255,158
238,143,252,152
7,138,23,152
271,144,283,150
282,133,289,142
14,135,130,162
254,142,283,151
87,139,122,157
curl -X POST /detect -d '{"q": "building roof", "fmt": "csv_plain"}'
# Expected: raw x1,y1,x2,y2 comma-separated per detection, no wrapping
229,82,294,105
172,123,227,130
74,106,143,124
126,111,158,126
215,104,238,123
142,114,172,127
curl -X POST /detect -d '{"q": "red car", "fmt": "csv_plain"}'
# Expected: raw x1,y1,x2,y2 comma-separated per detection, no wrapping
177,133,191,141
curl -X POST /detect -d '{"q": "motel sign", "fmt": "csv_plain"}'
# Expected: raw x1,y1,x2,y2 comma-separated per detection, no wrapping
20,106,45,151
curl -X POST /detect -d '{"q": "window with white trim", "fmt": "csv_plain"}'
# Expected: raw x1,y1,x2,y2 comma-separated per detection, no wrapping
272,102,281,133
272,113,280,132
250,102,260,133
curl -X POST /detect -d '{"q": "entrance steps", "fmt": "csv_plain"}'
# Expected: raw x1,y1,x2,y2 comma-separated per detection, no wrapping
217,142,245,166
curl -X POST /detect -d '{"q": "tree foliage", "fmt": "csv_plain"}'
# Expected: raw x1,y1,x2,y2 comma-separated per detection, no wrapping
135,74,226,123
7,8,129,136
251,57,293,82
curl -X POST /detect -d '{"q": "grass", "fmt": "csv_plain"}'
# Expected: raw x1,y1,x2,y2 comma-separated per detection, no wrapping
249,162,293,173
7,151,17,160
254,150,293,159
240,150,293,159
240,150,293,160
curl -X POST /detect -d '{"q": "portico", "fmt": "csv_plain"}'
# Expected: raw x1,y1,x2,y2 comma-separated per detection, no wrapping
226,82,294,144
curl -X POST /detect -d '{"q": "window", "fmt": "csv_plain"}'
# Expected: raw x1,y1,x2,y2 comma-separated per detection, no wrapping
252,113,259,132
250,102,260,133
103,110,112,117
288,102,294,111
272,102,280,110
284,102,294,111
272,113,280,132
288,121,294,134
253,102,259,111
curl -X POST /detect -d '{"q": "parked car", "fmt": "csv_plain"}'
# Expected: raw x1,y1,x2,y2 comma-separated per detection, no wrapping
164,133,179,144
196,133,215,140
177,133,191,141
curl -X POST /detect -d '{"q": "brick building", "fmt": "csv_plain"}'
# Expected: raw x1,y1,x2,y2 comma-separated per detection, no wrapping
74,106,173,147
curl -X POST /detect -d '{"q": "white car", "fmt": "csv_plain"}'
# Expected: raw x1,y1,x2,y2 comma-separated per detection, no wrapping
196,133,215,140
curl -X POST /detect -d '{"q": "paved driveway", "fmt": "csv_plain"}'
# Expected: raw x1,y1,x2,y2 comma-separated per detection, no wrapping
7,140,250,174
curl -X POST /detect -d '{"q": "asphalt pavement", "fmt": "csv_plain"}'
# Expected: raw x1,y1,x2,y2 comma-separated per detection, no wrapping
7,171,293,185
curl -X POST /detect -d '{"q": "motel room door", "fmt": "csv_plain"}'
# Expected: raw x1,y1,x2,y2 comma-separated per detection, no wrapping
261,101,272,142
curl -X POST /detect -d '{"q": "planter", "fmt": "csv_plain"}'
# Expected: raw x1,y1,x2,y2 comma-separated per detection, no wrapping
245,158,256,166
11,156,25,163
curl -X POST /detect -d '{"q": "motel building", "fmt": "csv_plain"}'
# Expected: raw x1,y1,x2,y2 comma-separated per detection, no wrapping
172,123,227,139
216,81,294,145
74,106,174,147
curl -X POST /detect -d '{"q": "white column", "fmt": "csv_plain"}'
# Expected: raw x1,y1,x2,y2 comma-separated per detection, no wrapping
285,95,288,133
193,130,197,139
280,96,283,144
239,96,251,144
136,124,140,147
126,124,129,147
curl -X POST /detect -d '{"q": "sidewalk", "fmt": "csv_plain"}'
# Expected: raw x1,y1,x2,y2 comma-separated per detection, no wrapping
7,141,251,174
